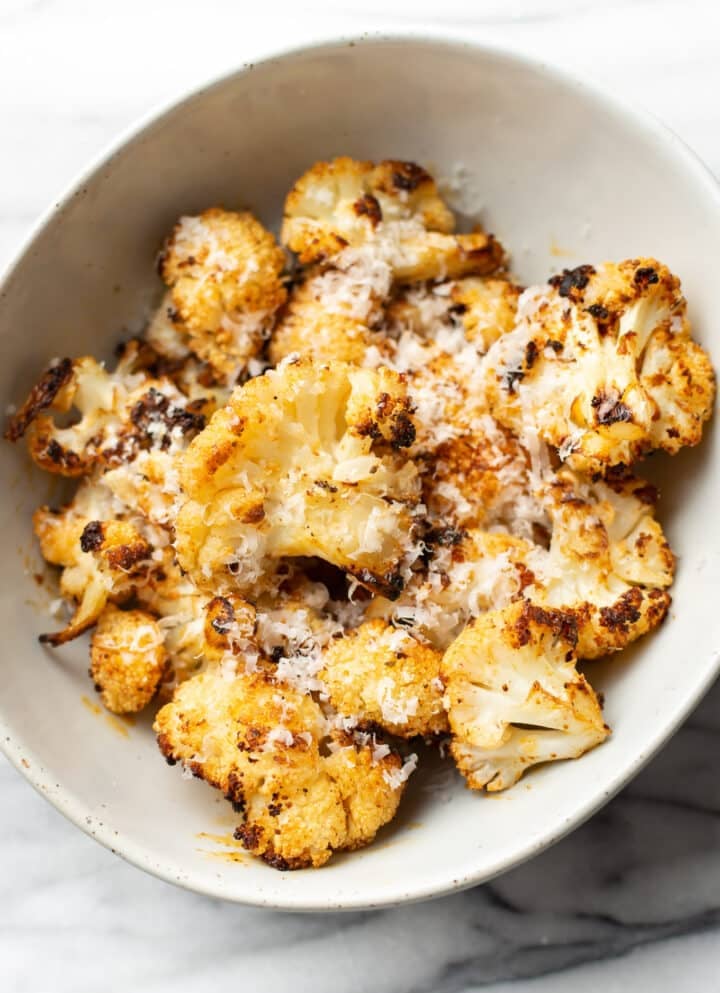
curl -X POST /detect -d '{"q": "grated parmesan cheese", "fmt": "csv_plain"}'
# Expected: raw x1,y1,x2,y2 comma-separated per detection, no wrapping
383,752,418,790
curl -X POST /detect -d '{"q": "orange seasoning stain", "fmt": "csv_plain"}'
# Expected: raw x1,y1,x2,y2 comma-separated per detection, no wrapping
81,695,132,738
196,831,247,864
81,694,102,716
550,237,575,258
104,714,130,738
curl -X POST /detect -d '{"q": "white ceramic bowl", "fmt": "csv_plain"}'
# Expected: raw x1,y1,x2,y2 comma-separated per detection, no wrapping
1,35,719,911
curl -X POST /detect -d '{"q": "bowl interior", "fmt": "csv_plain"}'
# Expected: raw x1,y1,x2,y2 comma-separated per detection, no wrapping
1,37,719,909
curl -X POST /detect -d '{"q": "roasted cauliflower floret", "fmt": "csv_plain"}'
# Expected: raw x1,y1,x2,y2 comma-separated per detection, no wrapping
145,290,192,360
269,267,392,365
320,619,447,737
5,347,208,476
366,529,533,650
203,593,258,658
102,450,182,528
418,422,546,536
450,277,522,352
159,208,287,381
283,157,453,260
370,459,674,661
90,605,167,713
443,598,609,791
483,259,715,474
386,277,521,355
389,228,505,284
34,500,154,645
154,668,407,868
10,161,718,857
176,359,420,598
524,469,674,658
282,157,505,283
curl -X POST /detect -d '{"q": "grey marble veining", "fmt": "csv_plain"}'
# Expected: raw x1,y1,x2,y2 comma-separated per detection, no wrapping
1,1,720,990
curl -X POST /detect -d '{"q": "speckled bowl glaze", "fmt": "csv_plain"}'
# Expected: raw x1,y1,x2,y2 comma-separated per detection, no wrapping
1,34,718,910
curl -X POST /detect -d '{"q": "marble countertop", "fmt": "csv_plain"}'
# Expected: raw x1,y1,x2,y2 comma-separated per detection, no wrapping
2,1,719,990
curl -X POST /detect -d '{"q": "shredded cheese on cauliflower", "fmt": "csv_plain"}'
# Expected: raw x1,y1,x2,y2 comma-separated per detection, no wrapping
6,155,714,869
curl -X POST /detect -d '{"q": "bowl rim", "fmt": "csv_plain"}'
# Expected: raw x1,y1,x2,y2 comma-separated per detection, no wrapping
2,29,719,911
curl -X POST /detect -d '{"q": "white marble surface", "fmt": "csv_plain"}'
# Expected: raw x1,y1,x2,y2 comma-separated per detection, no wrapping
2,0,720,990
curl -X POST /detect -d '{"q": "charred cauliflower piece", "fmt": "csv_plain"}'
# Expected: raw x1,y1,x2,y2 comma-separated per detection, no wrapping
451,277,522,352
369,281,522,453
5,346,208,476
370,459,673,661
269,267,392,366
419,422,546,536
102,450,183,529
90,605,166,713
159,208,287,381
525,468,674,658
443,599,609,791
154,668,407,869
282,158,505,283
34,496,155,645
386,277,521,356
283,157,453,259
366,529,534,651
145,290,192,360
320,619,447,737
483,259,715,474
176,358,420,598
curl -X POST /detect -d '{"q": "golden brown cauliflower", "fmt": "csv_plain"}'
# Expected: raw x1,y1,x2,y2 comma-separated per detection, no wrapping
418,423,546,536
154,668,408,869
283,158,453,259
145,290,192,360
368,461,672,660
101,450,182,529
5,346,208,477
483,259,715,474
451,277,522,352
320,619,447,737
90,605,167,713
33,485,157,644
159,208,287,381
175,358,420,598
282,157,505,282
443,598,609,791
203,593,258,658
385,277,521,355
523,468,674,658
366,529,533,650
269,267,391,365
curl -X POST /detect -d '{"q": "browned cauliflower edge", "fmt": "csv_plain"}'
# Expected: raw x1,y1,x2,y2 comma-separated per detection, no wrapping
282,157,506,283
483,259,715,475
154,668,409,869
175,358,420,598
5,346,208,477
159,208,287,382
443,598,609,791
320,619,447,738
90,605,167,713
